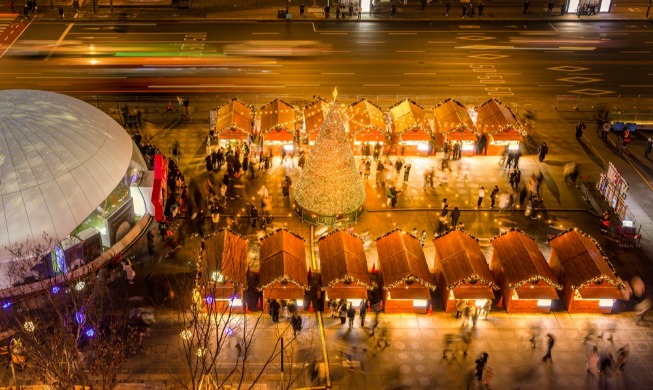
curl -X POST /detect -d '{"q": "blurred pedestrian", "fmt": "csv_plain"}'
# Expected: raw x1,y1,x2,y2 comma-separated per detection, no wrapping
587,345,599,375
403,162,412,181
645,138,653,158
471,305,480,327
347,304,356,329
58,5,64,18
420,230,427,247
490,185,499,208
291,312,303,337
359,300,367,327
442,333,457,359
477,186,485,208
445,2,450,15
451,206,461,227
523,0,529,13
615,345,629,371
575,121,586,140
270,299,280,322
537,142,549,162
461,303,471,328
547,0,553,13
542,333,555,361
339,301,348,325
122,259,136,285
282,176,292,199
475,352,489,380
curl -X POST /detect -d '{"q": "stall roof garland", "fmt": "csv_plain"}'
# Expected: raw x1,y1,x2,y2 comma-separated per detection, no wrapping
316,228,364,244
389,99,433,135
375,227,404,242
321,274,374,291
216,98,254,135
548,228,624,289
507,274,563,291
384,274,436,291
490,227,536,244
474,98,527,136
259,227,306,243
445,273,499,291
435,227,480,243
257,275,310,292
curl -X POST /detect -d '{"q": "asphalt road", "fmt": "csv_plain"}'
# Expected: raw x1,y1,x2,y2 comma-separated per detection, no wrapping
1,20,652,96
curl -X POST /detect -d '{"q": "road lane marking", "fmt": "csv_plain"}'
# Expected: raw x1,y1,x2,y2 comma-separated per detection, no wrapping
322,72,354,75
356,41,385,44
252,32,280,35
320,32,348,35
404,73,437,75
288,84,321,87
149,84,286,88
396,50,426,53
620,85,653,87
326,50,351,53
363,84,399,87
246,72,279,75
389,32,417,35
44,23,74,62
548,23,558,31
427,41,457,44
619,50,650,53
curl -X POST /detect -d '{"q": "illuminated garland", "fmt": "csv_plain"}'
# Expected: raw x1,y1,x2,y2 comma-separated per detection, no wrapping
474,98,527,136
259,227,306,243
445,273,500,291
316,228,364,244
261,123,295,135
303,97,330,134
507,274,562,291
346,99,387,135
294,101,366,217
216,98,254,134
434,99,481,136
321,274,374,291
257,275,310,291
383,274,436,291
375,227,404,242
435,227,480,243
216,124,250,136
490,227,536,244
548,228,625,289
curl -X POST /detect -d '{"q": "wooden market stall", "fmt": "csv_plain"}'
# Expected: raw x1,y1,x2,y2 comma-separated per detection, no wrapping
548,229,624,313
433,229,498,313
389,99,434,156
303,97,330,146
215,98,253,149
258,228,309,311
346,99,388,155
317,229,373,309
200,229,249,311
474,99,526,156
375,229,435,313
434,99,480,156
260,99,297,155
490,229,562,313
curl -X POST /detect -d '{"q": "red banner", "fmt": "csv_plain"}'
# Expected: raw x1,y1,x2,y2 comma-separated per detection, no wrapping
152,154,168,222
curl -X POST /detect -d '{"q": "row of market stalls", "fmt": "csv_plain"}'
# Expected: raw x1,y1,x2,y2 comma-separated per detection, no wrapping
198,227,624,315
209,98,526,156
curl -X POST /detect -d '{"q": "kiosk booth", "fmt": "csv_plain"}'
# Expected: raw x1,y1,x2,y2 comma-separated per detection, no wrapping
258,228,309,312
260,99,297,155
490,229,561,313
474,99,526,156
215,98,254,149
199,229,249,312
548,229,623,313
433,229,497,313
375,229,435,313
317,229,373,306
434,99,480,156
389,99,434,156
346,99,388,155
303,97,330,146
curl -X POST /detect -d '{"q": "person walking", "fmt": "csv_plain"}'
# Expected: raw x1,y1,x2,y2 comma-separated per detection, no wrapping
477,2,483,15
477,186,485,208
490,186,499,208
122,259,136,285
575,121,586,140
547,0,553,13
270,299,281,322
291,312,303,337
461,3,467,17
58,5,64,18
299,3,305,16
450,206,461,227
420,230,427,247
461,303,471,328
445,2,450,15
359,300,367,327
403,162,412,182
346,303,356,329
523,0,529,13
537,142,549,162
542,333,555,361
339,301,348,325
475,352,489,381
587,345,600,375
282,176,292,199
645,138,653,158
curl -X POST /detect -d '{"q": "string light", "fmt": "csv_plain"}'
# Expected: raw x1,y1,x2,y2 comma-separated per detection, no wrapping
216,98,254,136
294,101,365,219
435,229,499,290
259,99,297,134
346,98,387,136
389,99,433,136
303,97,329,137
434,99,480,136
376,229,436,291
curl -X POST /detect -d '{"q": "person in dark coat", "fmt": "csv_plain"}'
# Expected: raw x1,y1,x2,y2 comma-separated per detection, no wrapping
269,299,280,322
347,304,356,329
359,300,368,327
205,154,214,172
542,333,555,361
537,142,549,162
490,186,499,208
291,312,303,337
282,176,292,199
450,206,461,227
575,121,586,140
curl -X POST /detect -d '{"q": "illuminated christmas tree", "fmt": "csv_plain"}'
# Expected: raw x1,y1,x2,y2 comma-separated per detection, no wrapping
294,101,365,224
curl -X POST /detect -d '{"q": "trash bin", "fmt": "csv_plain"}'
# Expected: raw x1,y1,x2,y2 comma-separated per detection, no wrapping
278,9,287,18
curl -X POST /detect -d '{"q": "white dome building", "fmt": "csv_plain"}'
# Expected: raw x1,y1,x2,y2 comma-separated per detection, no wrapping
0,90,145,288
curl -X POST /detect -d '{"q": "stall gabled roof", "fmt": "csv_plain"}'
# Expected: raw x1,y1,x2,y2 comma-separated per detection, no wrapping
259,99,296,134
548,229,623,290
201,229,248,287
216,98,253,135
433,229,498,290
389,99,433,135
258,228,308,290
491,229,561,290
304,97,330,135
346,99,387,136
317,229,372,290
474,98,526,137
434,99,480,137
375,229,435,290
